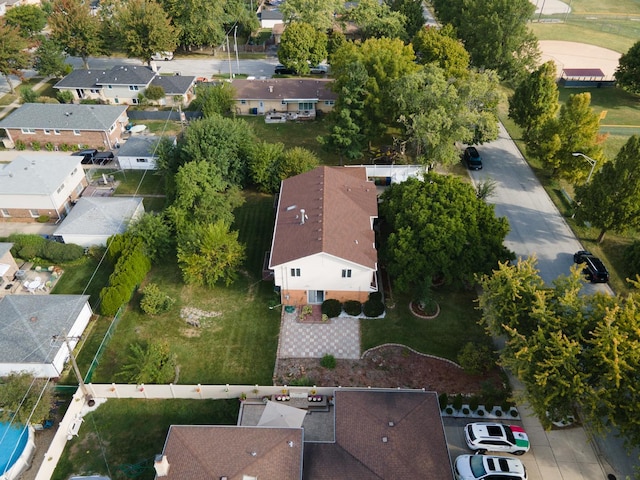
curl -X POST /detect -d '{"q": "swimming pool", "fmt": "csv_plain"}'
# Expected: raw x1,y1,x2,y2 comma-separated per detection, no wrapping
0,422,35,480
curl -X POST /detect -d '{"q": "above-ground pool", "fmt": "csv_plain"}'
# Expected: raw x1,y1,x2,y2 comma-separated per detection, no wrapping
0,422,34,480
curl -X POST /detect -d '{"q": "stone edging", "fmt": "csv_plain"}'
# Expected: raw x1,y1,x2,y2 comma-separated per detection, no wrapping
360,343,463,369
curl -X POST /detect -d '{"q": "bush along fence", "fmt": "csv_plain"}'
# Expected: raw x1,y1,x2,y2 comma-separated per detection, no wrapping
439,393,520,420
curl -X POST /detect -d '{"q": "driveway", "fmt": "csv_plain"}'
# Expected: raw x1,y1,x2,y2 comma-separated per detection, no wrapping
468,123,611,295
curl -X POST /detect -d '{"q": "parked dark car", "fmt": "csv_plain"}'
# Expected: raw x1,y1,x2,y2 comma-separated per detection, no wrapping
574,250,609,283
93,151,115,165
72,148,98,165
275,64,296,75
463,146,483,170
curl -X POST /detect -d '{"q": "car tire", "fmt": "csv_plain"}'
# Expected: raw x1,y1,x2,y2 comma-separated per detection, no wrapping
475,449,487,455
514,450,525,456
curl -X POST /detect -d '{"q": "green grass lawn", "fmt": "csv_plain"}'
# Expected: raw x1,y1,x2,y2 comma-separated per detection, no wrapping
110,170,167,196
361,287,485,361
242,116,335,165
51,255,112,308
52,399,239,480
87,192,281,386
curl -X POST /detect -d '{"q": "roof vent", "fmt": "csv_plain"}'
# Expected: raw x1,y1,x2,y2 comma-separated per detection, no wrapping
286,204,297,211
382,436,388,443
288,441,294,447
268,85,273,93
250,451,257,457
300,209,308,225
30,316,38,322
388,421,394,427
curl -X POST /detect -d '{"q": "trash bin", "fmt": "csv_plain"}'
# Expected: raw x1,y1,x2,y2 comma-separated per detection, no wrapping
284,305,295,314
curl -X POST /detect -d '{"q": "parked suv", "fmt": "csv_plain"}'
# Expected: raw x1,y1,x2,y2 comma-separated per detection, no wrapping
463,146,483,170
72,148,98,165
464,423,530,455
454,454,528,480
274,64,296,75
573,250,609,283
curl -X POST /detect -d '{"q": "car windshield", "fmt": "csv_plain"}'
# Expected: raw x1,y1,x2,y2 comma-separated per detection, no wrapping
470,455,487,477
504,426,516,444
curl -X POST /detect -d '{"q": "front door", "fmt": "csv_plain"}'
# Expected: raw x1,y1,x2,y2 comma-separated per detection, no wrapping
307,290,324,304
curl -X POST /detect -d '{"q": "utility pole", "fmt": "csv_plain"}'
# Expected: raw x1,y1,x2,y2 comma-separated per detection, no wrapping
234,25,240,71
55,332,95,406
226,35,233,80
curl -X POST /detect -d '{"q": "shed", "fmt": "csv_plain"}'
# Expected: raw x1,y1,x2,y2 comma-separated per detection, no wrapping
560,68,615,88
116,135,174,170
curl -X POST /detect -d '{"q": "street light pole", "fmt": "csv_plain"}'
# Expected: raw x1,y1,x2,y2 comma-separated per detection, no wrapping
572,152,597,184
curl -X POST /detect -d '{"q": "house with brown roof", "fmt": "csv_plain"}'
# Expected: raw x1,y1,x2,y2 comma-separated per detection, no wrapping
232,78,336,117
154,390,454,480
268,166,378,305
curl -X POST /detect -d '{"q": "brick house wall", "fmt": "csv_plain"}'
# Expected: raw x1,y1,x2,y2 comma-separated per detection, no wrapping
281,289,370,305
5,128,123,150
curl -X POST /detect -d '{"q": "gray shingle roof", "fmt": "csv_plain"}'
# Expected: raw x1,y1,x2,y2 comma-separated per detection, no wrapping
0,243,13,258
0,103,128,131
98,65,156,86
116,136,161,158
54,197,144,237
232,78,337,101
0,295,90,364
0,155,83,196
150,75,196,95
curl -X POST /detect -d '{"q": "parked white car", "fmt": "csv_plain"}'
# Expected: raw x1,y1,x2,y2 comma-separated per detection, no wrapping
454,454,528,480
464,422,530,455
151,51,174,61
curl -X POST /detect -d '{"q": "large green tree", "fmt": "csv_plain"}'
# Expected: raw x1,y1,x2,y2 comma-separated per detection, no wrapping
392,65,501,165
191,82,235,117
431,0,538,80
331,37,419,140
177,220,245,287
4,4,47,38
380,174,512,291
614,40,640,94
161,0,225,48
0,373,53,425
277,22,327,75
116,341,177,384
509,61,559,139
412,25,470,78
575,135,640,243
388,0,425,41
33,39,72,78
49,0,104,68
279,0,342,31
0,23,30,94
113,0,179,64
346,0,407,41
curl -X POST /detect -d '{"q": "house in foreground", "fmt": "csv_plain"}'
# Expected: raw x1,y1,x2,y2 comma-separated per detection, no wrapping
0,103,129,150
155,389,453,479
232,78,336,118
0,155,88,223
54,196,145,247
268,166,378,305
54,65,196,107
0,295,92,377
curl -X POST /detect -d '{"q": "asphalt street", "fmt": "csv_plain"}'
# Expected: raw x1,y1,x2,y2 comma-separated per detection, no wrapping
468,122,612,296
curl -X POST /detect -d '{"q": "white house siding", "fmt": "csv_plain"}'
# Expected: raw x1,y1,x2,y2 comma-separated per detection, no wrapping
273,253,376,304
117,155,156,170
105,85,142,105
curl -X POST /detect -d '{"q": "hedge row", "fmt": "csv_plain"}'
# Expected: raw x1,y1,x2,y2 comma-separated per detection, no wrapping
320,292,384,318
8,233,84,264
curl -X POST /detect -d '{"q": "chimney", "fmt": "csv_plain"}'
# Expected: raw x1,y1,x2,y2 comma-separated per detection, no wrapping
268,85,273,93
154,454,170,477
150,60,158,73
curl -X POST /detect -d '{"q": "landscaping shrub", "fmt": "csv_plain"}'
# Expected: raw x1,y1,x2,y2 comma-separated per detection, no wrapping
36,214,49,223
363,293,384,317
462,407,470,415
9,233,46,259
321,299,342,318
452,394,463,410
56,90,74,104
289,376,314,386
44,142,55,151
320,354,336,369
20,87,38,104
41,241,84,263
144,85,165,101
31,141,41,151
15,140,26,150
469,396,480,411
457,341,495,375
343,300,362,316
438,393,448,411
140,283,175,315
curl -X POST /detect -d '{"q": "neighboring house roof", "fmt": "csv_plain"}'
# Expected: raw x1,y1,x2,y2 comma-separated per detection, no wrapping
260,8,283,20
270,166,377,269
303,390,453,479
0,295,90,365
117,135,172,158
150,75,196,95
160,425,304,479
0,155,83,196
0,104,128,131
232,79,337,102
98,65,156,86
55,197,144,239
0,243,12,258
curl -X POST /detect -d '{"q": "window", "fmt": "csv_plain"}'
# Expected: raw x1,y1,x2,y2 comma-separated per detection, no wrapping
29,210,40,218
75,184,83,195
70,168,77,176
43,129,51,135
136,158,148,163
53,129,61,135
1,209,10,218
240,100,246,104
108,124,115,132
131,98,139,105
342,269,352,278
56,183,65,193
324,100,335,106
20,128,36,134
73,130,81,136
90,89,100,94
281,100,286,105
290,268,301,277
114,98,119,104
298,102,313,110
107,85,112,89
129,85,139,91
